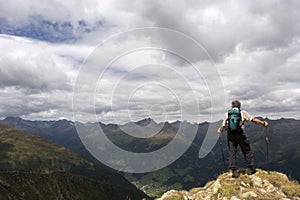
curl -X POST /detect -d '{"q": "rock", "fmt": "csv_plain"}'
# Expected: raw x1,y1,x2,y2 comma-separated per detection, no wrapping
164,189,178,195
160,190,190,200
251,176,263,187
212,179,222,194
262,179,270,185
259,188,267,194
158,189,178,200
203,194,212,200
239,186,245,193
275,189,287,198
240,181,247,187
266,183,277,193
241,191,257,198
230,196,240,200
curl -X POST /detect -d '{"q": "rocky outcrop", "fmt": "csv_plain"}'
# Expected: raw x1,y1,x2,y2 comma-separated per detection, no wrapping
157,169,300,200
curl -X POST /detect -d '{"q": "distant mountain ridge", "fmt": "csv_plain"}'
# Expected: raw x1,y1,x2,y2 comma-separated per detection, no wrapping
2,116,300,197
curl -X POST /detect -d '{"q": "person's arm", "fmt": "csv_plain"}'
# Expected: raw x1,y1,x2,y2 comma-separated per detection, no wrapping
218,125,226,134
242,110,268,127
218,113,227,133
251,117,268,127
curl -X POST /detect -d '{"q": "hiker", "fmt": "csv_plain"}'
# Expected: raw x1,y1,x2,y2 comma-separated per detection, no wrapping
218,100,268,178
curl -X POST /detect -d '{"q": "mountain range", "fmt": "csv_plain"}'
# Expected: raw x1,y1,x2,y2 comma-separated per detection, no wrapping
2,116,300,197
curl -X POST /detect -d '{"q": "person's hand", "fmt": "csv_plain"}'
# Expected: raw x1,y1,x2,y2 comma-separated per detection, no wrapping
218,127,222,134
263,121,269,127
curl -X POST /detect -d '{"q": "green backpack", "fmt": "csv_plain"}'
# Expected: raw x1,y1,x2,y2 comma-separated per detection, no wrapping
227,109,242,132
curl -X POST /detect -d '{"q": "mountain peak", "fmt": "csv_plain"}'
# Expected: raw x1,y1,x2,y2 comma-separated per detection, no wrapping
135,117,156,126
3,116,23,121
157,169,300,200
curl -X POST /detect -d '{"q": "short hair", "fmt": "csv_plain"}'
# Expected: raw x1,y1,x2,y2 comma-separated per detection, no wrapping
232,100,241,109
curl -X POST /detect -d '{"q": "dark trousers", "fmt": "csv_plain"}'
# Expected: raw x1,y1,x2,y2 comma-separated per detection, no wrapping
227,131,254,170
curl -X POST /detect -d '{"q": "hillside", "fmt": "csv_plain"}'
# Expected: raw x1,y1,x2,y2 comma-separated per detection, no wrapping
1,117,92,159
0,122,148,199
0,171,146,200
157,169,300,200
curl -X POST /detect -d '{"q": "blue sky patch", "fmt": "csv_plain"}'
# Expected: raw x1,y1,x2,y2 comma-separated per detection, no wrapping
0,16,100,43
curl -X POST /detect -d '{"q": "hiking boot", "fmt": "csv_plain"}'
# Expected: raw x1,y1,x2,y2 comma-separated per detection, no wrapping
232,169,239,178
246,166,257,175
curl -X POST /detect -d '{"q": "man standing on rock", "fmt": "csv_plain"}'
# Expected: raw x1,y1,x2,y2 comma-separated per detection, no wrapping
218,100,269,178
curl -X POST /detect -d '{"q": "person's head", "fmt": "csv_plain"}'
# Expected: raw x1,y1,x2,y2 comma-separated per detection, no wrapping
232,100,241,109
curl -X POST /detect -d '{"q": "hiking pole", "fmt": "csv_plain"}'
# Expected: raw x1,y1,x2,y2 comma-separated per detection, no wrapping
265,125,269,162
218,131,226,171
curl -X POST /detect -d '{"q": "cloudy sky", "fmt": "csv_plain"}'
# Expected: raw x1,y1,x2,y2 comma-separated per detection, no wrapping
0,0,299,124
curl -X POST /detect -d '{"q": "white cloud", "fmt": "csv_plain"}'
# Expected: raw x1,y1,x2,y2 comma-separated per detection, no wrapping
218,40,300,119
0,34,96,120
0,0,103,24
